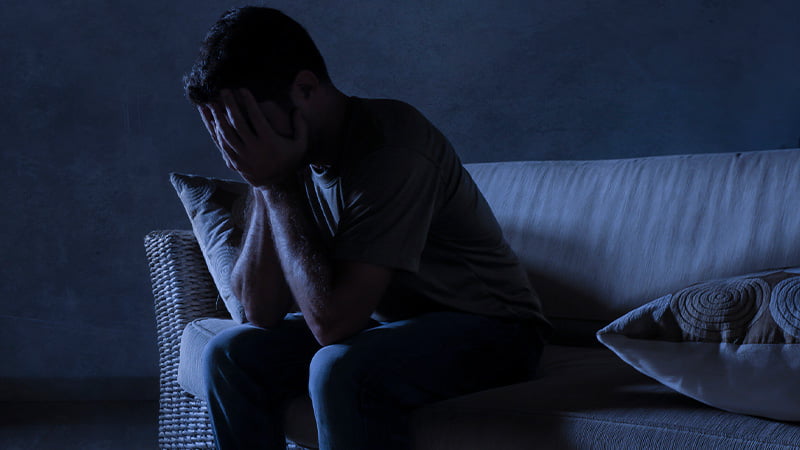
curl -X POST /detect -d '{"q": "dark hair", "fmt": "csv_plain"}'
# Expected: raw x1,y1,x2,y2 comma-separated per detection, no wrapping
182,7,331,108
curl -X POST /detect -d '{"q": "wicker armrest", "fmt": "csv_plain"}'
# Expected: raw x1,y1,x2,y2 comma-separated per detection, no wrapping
144,229,230,326
145,229,231,449
144,230,310,449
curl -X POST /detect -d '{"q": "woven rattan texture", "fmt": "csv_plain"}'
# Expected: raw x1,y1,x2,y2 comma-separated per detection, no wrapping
145,230,312,450
146,230,229,449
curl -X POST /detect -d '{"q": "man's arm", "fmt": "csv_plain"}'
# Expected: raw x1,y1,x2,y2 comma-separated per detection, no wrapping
200,87,393,344
260,183,393,346
230,188,294,328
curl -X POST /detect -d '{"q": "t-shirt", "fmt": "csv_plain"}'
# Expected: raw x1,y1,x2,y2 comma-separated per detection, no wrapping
302,96,550,330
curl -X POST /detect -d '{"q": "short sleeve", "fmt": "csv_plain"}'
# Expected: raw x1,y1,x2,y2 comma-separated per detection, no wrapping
333,148,440,272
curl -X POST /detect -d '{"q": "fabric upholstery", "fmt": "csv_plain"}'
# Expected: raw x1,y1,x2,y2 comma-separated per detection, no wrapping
597,267,800,421
181,321,800,449
171,173,250,322
465,149,800,328
166,149,800,448
178,318,240,396
411,346,800,450
179,318,319,447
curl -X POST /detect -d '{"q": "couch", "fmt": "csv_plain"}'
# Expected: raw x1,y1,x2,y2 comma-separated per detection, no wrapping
145,148,800,449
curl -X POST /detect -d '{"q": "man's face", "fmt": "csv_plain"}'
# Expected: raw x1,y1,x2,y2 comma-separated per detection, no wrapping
226,90,296,139
253,95,322,162
204,87,318,169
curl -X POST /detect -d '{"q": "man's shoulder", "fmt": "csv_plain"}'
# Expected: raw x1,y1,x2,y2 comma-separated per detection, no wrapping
343,146,436,185
355,97,428,128
357,96,419,112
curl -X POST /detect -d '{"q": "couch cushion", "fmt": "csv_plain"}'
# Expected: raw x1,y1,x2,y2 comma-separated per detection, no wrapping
181,323,800,449
411,345,800,450
171,173,250,323
178,318,240,397
465,149,800,328
597,267,800,421
178,318,319,448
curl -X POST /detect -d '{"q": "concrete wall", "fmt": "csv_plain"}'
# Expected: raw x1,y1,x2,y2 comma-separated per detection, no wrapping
1,0,798,400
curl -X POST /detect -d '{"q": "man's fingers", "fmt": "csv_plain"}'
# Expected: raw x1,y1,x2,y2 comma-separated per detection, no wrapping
198,105,236,168
220,89,256,142
237,88,277,139
197,88,306,185
197,105,222,149
207,104,245,166
218,134,240,168
217,137,239,171
208,102,245,153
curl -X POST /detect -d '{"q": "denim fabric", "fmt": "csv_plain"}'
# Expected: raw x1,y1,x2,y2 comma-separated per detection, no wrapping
203,311,544,450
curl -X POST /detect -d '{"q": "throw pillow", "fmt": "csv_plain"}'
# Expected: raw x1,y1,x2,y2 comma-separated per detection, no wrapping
170,173,250,323
597,268,800,421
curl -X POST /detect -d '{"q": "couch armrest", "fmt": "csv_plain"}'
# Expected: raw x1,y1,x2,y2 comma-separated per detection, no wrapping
144,229,230,326
144,229,231,449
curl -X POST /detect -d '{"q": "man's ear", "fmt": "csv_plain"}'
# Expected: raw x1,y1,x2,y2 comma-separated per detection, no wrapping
292,70,319,101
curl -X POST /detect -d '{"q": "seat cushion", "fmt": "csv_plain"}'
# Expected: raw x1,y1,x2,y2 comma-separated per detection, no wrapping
178,318,240,398
411,345,800,449
178,318,319,448
180,321,800,449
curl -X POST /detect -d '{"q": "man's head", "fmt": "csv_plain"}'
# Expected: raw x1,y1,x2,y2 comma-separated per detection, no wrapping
183,6,331,114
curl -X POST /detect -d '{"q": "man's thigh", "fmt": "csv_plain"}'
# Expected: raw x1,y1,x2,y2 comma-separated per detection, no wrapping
313,311,543,406
205,312,322,400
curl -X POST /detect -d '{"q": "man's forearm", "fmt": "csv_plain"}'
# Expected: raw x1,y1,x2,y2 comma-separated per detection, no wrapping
231,188,293,327
259,182,344,344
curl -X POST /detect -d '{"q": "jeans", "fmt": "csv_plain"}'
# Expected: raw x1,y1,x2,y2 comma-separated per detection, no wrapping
203,311,544,450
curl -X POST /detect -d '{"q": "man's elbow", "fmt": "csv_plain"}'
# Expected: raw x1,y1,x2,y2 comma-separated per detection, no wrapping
241,294,289,329
309,317,370,347
308,320,339,346
244,311,282,329
314,330,347,347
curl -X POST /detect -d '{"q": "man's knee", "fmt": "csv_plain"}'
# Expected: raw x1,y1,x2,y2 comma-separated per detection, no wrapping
308,344,348,385
202,325,262,379
308,343,362,399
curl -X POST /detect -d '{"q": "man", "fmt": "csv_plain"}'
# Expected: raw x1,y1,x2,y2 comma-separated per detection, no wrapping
183,6,551,450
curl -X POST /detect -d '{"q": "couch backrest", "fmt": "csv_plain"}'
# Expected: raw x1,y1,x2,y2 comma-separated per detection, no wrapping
466,149,800,326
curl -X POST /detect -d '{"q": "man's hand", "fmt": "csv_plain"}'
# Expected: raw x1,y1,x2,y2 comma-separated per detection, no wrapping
197,88,309,187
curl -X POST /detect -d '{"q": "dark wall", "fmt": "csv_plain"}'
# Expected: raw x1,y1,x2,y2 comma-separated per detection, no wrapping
2,0,798,400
